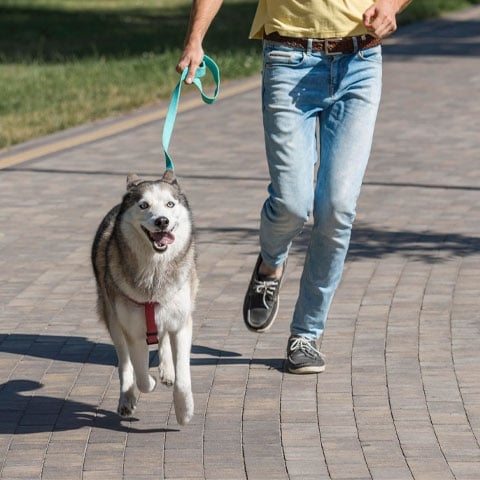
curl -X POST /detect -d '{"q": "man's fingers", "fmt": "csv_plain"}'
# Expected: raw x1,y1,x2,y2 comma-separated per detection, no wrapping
363,6,376,28
363,4,398,39
176,58,194,84
176,51,204,84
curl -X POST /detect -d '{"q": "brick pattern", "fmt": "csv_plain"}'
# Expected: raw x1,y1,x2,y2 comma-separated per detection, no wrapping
1,6,480,479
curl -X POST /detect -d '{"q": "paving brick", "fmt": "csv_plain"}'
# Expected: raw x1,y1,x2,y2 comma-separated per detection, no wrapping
1,6,480,479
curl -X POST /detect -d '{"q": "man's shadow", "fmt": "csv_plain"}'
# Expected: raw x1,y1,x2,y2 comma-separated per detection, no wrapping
0,334,283,369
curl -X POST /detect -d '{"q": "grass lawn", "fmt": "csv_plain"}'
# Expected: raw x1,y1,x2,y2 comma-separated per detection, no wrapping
0,0,260,149
0,0,478,149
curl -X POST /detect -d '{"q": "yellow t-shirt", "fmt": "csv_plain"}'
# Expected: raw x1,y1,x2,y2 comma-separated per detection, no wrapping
250,0,375,39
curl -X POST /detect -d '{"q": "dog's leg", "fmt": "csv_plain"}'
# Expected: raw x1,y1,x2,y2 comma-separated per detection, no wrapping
158,332,175,386
108,320,138,417
128,338,157,394
170,318,194,425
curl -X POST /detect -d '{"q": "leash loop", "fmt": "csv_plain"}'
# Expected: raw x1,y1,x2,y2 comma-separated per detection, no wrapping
162,55,220,171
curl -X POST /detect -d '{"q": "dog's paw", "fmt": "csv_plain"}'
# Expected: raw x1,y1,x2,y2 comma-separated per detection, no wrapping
137,374,157,394
173,388,194,425
159,364,175,387
118,391,138,417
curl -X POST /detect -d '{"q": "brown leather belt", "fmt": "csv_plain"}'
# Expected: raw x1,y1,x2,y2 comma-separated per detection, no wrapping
264,32,381,54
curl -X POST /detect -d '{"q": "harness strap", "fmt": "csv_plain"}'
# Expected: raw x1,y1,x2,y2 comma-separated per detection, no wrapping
145,302,159,345
162,55,221,171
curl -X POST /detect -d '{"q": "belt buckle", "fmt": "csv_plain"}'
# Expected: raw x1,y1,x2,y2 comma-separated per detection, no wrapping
324,38,342,55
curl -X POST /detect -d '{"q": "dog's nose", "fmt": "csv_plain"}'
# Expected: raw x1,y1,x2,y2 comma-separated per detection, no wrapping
155,216,170,229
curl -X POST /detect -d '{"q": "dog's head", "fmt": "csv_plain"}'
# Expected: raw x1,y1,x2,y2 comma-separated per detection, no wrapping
120,170,192,254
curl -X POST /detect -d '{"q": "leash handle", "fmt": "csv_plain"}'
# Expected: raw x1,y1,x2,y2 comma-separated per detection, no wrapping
162,55,220,171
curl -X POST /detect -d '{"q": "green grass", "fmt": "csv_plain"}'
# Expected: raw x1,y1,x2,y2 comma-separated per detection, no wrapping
0,0,261,148
0,0,479,149
398,0,480,25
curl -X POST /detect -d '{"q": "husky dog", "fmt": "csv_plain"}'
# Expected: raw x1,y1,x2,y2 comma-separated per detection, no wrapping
91,170,197,425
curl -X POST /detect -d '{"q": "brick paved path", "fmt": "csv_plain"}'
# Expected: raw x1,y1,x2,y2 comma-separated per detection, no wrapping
1,6,480,480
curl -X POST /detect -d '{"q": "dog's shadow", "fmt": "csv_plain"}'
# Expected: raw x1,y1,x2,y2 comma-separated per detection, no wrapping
0,334,284,435
0,379,175,435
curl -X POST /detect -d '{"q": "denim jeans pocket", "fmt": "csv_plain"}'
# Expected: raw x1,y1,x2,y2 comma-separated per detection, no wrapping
357,45,383,64
263,43,306,68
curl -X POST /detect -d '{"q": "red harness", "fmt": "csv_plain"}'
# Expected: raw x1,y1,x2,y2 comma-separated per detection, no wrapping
144,302,159,345
121,293,159,345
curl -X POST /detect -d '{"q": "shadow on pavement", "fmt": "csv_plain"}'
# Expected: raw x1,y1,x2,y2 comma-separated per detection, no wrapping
292,223,480,263
0,339,283,435
386,16,480,57
0,379,177,435
0,334,255,367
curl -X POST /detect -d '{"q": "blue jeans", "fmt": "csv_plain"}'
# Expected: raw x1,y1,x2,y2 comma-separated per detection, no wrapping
259,40,383,340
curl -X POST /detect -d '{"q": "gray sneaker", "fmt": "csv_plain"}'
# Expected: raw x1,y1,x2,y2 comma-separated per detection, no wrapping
243,255,285,333
286,335,325,374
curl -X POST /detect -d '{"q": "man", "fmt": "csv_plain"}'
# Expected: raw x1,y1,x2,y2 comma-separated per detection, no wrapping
177,0,411,374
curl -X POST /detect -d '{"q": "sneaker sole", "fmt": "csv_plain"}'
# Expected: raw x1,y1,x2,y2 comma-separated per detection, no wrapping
244,297,280,333
287,363,326,374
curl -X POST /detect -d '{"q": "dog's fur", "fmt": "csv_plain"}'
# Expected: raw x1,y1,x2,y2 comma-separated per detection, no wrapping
91,170,197,425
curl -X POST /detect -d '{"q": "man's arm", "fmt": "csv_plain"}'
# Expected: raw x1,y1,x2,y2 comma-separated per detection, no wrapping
176,0,224,84
363,0,413,39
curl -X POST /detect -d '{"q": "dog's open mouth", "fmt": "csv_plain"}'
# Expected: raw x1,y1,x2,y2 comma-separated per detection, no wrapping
142,227,175,252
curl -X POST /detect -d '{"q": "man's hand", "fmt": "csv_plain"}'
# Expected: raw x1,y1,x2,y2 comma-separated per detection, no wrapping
363,0,409,39
176,43,205,85
176,0,223,84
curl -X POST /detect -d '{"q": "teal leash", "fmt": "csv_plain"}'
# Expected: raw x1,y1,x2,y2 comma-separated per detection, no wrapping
162,55,220,171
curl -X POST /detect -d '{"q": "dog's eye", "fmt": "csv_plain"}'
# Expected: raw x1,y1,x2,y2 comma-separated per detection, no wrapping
138,201,149,210
166,201,175,208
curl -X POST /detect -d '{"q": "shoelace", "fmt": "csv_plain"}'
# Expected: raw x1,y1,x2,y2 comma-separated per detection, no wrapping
289,337,324,359
253,278,279,309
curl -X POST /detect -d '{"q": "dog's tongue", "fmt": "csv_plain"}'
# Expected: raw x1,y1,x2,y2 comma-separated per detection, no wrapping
152,231,175,245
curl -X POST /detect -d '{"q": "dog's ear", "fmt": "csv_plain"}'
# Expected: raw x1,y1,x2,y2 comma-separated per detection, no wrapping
126,174,142,190
161,169,179,187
